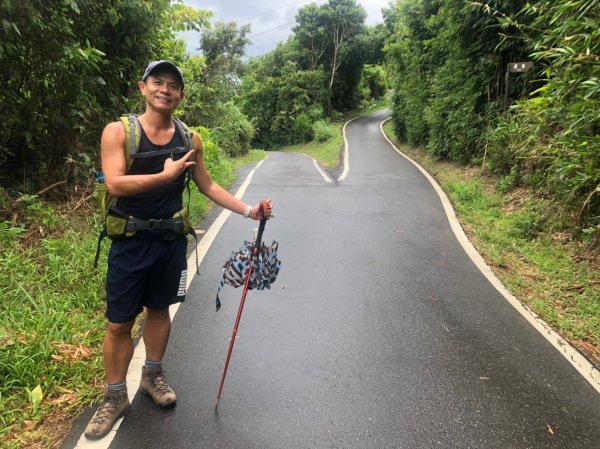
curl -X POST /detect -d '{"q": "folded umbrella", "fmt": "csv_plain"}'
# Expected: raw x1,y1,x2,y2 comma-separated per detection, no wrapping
215,239,281,311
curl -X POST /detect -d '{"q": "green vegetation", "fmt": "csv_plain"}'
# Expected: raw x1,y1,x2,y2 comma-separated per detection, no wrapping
0,0,211,191
0,208,106,448
384,122,600,365
384,0,600,240
240,0,388,148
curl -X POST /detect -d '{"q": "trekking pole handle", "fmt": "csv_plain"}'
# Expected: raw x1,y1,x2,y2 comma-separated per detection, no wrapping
256,199,271,221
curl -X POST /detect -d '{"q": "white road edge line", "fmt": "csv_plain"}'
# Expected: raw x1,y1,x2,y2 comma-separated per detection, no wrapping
337,116,361,182
301,153,333,183
379,118,600,395
73,158,267,449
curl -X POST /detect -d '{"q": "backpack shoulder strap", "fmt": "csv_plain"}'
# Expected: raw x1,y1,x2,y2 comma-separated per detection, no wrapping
172,118,196,215
173,117,193,152
119,114,141,171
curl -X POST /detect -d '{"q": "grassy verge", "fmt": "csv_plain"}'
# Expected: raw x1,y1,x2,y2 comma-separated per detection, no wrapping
382,121,600,366
0,149,267,448
280,132,343,169
1,198,108,448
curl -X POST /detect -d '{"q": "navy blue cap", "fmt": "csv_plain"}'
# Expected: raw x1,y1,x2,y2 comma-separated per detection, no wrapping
142,60,184,88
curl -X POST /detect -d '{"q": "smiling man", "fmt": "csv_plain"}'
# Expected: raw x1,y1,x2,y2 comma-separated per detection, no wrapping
84,60,272,439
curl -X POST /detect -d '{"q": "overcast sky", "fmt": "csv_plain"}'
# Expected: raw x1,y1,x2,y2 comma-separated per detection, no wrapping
181,0,390,57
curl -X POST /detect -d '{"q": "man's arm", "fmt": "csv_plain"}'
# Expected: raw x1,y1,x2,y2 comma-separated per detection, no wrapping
190,133,269,220
101,121,195,197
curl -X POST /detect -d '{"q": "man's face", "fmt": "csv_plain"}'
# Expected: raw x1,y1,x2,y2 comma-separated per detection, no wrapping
139,70,185,111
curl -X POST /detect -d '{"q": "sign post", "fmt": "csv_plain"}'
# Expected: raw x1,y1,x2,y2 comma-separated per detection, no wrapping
504,62,534,111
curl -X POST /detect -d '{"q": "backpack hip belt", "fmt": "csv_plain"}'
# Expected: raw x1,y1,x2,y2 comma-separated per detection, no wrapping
94,207,198,270
105,206,193,239
125,215,187,234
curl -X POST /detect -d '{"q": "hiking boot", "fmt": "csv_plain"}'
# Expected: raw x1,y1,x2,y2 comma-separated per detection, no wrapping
140,365,177,408
84,388,131,440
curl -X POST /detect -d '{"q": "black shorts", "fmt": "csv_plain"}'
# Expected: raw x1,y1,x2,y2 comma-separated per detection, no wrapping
105,237,188,323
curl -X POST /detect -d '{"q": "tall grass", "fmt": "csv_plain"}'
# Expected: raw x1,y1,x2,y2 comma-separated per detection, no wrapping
0,202,107,446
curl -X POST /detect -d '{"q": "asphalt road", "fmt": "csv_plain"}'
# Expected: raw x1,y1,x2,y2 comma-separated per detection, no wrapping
65,110,600,448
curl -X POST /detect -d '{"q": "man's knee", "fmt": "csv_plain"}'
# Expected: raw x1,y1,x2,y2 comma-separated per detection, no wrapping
106,321,135,338
146,307,171,322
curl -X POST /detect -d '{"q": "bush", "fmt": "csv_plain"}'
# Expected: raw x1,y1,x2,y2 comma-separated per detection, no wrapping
208,102,255,158
425,59,487,162
292,113,314,142
312,120,336,142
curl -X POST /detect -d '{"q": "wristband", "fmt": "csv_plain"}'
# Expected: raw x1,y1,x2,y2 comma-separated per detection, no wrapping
244,204,252,218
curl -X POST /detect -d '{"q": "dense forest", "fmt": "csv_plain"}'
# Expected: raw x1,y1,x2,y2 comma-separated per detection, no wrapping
385,0,599,241
1,0,598,240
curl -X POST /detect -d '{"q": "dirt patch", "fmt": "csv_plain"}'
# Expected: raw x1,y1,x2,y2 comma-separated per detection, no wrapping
11,408,80,449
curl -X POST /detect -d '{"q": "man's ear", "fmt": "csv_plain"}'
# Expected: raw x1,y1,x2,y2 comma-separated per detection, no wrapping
179,90,186,101
138,80,146,94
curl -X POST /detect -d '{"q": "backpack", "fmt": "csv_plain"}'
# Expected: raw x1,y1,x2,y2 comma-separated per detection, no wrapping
93,114,198,269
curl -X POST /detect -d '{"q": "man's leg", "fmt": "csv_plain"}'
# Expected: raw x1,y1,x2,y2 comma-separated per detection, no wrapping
140,307,177,408
85,321,134,439
105,321,136,382
143,307,171,361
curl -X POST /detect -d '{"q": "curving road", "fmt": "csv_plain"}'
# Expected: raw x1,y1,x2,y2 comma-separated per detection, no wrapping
65,110,600,449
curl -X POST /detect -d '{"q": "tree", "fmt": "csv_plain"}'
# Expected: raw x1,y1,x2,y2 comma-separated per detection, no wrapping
294,4,329,70
195,21,254,155
384,0,529,155
384,0,440,145
0,0,211,190
321,0,367,89
240,41,330,148
201,21,250,80
292,0,367,111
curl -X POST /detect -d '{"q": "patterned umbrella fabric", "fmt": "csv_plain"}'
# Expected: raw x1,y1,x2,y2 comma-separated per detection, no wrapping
215,240,281,311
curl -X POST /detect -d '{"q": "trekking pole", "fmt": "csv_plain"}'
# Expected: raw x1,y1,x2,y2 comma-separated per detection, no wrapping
215,203,268,409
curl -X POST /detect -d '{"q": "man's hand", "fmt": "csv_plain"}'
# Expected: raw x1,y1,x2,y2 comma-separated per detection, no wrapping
163,150,196,181
250,198,273,220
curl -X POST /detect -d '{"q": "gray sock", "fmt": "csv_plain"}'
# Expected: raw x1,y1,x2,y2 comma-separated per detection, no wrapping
144,360,162,369
107,381,127,392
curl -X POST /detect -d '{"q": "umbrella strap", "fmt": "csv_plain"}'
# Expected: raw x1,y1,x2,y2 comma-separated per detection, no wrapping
216,279,224,311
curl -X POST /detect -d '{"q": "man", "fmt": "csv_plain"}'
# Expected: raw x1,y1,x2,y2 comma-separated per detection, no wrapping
85,60,272,439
